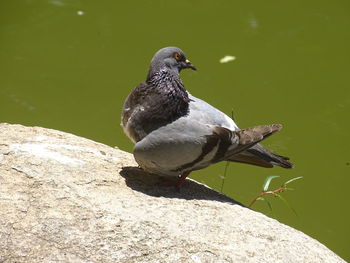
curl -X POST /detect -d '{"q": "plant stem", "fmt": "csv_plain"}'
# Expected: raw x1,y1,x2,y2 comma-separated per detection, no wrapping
248,187,285,208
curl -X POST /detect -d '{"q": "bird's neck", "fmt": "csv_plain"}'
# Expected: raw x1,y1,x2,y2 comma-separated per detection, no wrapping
146,69,190,120
146,62,180,81
147,69,187,93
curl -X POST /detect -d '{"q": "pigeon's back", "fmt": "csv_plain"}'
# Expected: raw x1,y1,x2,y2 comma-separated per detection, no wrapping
187,93,238,131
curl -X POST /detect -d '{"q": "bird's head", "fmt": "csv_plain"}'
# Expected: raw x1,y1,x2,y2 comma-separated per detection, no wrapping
147,47,196,80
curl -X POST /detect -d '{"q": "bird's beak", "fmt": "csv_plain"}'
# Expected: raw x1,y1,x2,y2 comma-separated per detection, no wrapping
184,59,197,70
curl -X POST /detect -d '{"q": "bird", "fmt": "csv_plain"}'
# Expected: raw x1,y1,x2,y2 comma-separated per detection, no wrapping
121,47,292,188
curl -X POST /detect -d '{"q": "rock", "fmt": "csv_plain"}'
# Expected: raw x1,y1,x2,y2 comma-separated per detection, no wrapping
0,123,344,263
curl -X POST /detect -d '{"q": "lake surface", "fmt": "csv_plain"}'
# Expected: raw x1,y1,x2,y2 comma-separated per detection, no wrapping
1,0,349,260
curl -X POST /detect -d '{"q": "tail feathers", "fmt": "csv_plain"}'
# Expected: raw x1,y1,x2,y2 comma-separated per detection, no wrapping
228,143,293,169
248,144,293,168
226,124,293,169
229,153,274,168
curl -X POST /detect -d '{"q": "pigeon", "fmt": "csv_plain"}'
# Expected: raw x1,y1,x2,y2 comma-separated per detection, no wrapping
121,47,292,187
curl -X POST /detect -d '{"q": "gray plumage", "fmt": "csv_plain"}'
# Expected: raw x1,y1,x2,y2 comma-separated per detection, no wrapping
121,47,292,184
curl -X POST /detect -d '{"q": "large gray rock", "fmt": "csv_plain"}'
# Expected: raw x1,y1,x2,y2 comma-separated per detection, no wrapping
0,123,344,263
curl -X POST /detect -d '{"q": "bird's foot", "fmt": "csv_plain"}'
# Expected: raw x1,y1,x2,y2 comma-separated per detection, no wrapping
157,172,191,190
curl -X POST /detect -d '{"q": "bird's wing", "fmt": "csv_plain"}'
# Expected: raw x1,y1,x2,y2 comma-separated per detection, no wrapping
133,111,282,176
133,118,220,176
188,93,293,169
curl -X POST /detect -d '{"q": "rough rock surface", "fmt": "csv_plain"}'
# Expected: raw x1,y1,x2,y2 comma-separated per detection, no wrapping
0,123,344,263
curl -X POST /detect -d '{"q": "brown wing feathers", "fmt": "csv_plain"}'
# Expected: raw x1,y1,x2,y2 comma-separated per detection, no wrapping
210,124,283,164
175,124,290,172
236,124,282,145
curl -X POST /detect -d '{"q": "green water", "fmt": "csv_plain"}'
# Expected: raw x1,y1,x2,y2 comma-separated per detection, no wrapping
1,0,349,260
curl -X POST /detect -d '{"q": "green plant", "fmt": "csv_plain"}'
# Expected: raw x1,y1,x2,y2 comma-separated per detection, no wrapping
248,175,303,215
220,161,230,192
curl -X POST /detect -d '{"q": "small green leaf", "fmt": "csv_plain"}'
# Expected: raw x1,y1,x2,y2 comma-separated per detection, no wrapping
284,176,303,186
265,199,273,214
275,193,298,216
257,197,274,215
284,187,295,191
263,175,280,191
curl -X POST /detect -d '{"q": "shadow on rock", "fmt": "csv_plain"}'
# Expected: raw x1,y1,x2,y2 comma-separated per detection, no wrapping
120,166,244,206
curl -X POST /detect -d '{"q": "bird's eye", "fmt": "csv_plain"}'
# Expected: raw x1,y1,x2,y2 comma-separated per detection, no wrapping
173,52,181,61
